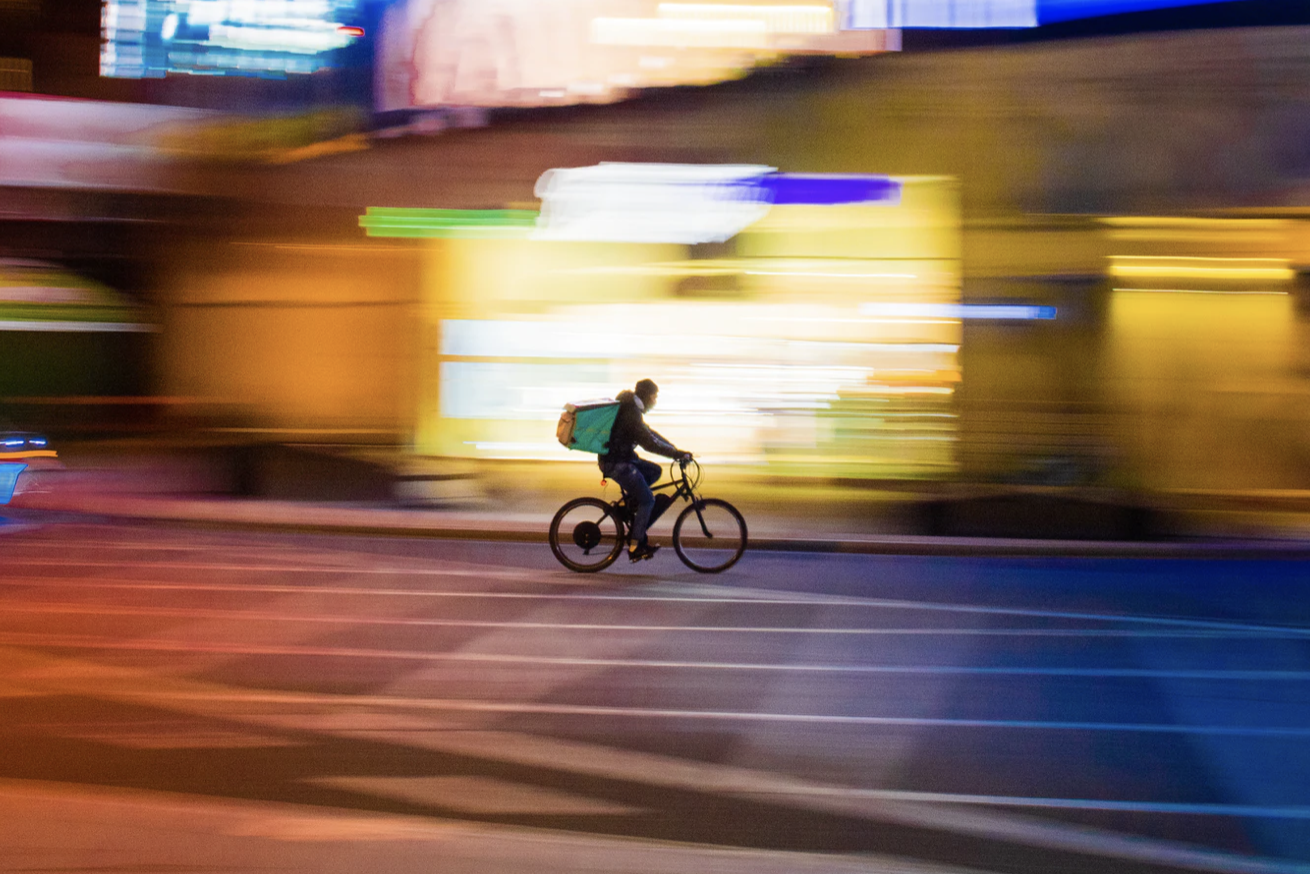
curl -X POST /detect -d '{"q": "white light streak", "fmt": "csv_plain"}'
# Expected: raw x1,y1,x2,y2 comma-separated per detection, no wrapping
208,23,354,54
533,163,776,244
859,303,1054,320
658,3,836,34
592,16,770,49
0,320,154,332
745,270,917,279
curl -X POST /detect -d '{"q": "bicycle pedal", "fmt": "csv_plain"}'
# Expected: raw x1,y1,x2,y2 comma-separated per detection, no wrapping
628,544,660,562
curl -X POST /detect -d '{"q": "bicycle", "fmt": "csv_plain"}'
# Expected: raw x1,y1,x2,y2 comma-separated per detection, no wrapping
549,458,747,574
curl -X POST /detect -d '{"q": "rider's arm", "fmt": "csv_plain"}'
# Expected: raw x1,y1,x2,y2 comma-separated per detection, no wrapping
635,420,681,460
651,429,692,461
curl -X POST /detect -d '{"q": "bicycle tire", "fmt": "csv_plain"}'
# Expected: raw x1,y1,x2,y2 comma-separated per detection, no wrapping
549,496,626,572
672,498,747,573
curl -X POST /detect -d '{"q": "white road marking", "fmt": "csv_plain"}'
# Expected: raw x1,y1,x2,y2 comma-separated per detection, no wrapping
715,583,1310,638
0,599,1288,639
4,573,1309,640
4,630,1304,680
0,558,538,577
105,686,1310,738
783,788,1310,821
1,539,331,554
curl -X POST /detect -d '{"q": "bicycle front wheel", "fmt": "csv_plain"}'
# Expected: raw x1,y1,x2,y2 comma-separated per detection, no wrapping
672,498,747,573
550,497,625,572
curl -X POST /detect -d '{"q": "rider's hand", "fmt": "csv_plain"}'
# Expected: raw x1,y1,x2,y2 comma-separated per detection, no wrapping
678,451,693,465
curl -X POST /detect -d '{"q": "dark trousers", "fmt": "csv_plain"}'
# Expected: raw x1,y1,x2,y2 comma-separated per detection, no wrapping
604,458,662,546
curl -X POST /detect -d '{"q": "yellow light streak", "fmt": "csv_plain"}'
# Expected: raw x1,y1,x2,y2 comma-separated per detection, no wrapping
863,386,955,395
1111,255,1290,261
1108,256,1294,281
1110,267,1293,280
1112,288,1289,296
1102,217,1289,230
561,260,920,280
744,270,917,279
1107,230,1286,244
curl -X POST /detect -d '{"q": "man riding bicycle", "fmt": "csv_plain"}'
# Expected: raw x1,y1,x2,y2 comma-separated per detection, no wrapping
599,378,692,562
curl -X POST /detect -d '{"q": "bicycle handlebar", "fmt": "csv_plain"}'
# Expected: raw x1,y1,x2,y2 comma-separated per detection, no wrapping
675,455,701,491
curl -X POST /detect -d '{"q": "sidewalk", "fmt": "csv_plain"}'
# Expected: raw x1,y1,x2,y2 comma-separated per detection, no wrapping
9,443,1310,559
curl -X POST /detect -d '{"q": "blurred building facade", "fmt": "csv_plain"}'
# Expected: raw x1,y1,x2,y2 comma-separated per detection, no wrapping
3,10,1310,494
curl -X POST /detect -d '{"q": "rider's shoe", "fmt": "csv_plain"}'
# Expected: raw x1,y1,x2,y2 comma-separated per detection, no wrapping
628,541,660,562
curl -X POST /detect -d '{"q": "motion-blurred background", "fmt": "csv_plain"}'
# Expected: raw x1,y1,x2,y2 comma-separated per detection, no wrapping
5,0,1310,533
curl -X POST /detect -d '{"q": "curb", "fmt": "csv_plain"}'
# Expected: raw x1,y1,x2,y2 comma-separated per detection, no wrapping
10,501,1310,560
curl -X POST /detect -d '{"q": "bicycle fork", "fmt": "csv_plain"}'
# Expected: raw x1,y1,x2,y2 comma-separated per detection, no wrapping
691,499,714,539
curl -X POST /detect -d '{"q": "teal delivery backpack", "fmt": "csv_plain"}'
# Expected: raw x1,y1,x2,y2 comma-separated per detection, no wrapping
557,399,620,455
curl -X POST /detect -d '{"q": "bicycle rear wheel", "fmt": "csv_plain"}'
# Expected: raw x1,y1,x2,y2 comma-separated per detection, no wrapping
672,498,747,573
550,497,625,572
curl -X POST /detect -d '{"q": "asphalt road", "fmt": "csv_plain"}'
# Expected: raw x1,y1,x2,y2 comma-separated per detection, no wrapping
1,518,1309,874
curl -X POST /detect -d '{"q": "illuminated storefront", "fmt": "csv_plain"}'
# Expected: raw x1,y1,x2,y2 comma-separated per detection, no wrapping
364,164,965,479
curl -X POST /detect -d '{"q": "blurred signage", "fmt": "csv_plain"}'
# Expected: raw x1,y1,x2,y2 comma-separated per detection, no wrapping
837,0,1239,27
360,168,906,243
101,0,366,79
531,164,903,244
839,0,1037,28
377,0,895,111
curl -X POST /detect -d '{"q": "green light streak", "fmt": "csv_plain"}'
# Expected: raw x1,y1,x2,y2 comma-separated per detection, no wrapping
359,208,539,239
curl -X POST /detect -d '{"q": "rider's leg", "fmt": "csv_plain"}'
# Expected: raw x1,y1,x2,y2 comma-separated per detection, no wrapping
608,462,656,549
633,458,662,488
632,458,672,525
632,459,663,544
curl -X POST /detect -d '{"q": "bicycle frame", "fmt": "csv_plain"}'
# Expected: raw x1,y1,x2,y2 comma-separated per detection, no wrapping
611,460,712,541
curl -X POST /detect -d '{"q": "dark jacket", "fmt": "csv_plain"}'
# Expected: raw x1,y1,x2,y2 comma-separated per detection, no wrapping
598,390,680,469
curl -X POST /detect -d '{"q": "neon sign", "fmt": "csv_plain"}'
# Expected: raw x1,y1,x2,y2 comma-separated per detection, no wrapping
101,0,365,79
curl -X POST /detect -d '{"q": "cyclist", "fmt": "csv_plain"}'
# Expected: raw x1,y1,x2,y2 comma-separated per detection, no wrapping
599,378,691,562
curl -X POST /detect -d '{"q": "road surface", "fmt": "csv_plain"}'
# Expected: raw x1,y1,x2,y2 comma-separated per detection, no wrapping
1,518,1308,873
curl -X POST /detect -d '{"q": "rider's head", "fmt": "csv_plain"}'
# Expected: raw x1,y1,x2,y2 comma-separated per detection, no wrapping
635,378,659,411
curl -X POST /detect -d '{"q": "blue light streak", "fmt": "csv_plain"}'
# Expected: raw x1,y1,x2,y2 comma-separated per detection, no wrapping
757,174,902,206
1038,0,1244,24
